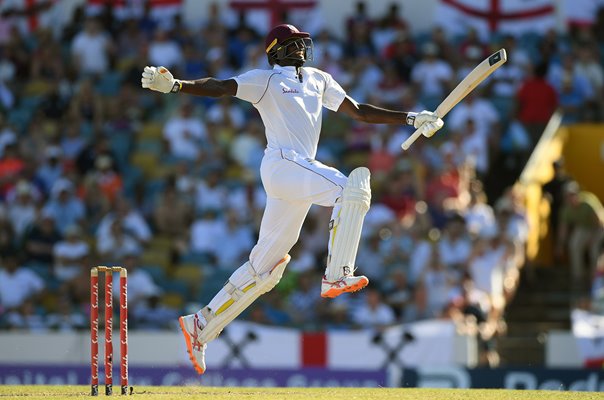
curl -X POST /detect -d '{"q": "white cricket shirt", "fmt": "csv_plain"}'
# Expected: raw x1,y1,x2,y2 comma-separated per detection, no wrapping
233,65,346,159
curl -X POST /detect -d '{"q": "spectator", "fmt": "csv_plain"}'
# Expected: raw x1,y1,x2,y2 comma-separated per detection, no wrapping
379,161,420,219
556,71,591,124
382,269,412,320
0,139,25,198
52,224,89,282
369,63,405,107
153,177,193,260
464,180,496,238
468,230,514,319
411,42,453,104
5,299,47,332
447,92,501,164
46,296,87,332
0,206,15,256
119,250,163,312
189,209,226,261
489,47,527,98
458,28,488,61
215,209,254,268
6,180,39,240
515,62,558,147
556,181,604,287
42,178,85,235
542,158,573,235
438,213,472,271
97,196,151,246
344,18,376,59
36,145,65,195
356,232,387,281
403,282,432,322
147,28,183,70
0,252,45,314
286,245,316,274
132,294,179,330
60,123,87,162
287,272,322,328
351,288,396,328
229,118,264,172
96,218,141,260
448,276,499,367
195,168,228,213
373,2,409,55
259,290,292,326
71,18,113,76
39,83,69,121
206,96,246,130
574,44,604,120
23,211,62,266
0,119,17,158
449,129,481,170
163,101,208,161
81,173,111,234
313,29,343,64
324,301,352,330
69,79,104,128
421,243,460,317
86,155,123,204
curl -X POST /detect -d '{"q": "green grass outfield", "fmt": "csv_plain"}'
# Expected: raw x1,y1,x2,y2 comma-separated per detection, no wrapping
0,386,602,399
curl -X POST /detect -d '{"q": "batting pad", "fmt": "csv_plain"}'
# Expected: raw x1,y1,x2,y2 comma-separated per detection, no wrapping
326,167,371,281
199,255,290,343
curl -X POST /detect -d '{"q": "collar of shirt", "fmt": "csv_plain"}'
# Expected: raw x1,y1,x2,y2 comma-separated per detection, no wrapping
272,65,300,78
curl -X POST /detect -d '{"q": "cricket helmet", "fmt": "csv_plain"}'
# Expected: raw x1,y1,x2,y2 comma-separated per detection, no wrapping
265,24,313,66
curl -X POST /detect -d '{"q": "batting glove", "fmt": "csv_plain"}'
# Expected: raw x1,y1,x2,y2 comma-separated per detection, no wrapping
406,110,444,137
141,66,182,93
420,119,444,138
406,110,439,128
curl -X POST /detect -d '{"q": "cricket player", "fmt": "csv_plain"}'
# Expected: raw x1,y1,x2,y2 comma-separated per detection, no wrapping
141,24,443,374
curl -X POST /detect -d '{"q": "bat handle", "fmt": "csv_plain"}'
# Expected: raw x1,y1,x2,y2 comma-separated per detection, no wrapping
401,127,423,151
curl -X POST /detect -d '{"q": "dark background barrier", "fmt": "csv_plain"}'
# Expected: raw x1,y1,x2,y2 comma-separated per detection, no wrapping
400,367,604,391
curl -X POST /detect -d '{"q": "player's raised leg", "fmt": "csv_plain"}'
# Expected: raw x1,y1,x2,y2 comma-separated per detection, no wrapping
322,167,371,298
179,255,290,374
179,197,311,374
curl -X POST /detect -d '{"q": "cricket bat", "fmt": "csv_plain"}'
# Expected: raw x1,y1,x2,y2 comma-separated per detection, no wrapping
401,48,507,150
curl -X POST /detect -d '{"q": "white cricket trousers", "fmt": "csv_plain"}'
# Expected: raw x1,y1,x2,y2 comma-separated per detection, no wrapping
250,148,347,274
203,148,346,325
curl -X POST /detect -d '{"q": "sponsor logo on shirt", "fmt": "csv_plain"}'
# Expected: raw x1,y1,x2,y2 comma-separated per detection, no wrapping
282,87,300,94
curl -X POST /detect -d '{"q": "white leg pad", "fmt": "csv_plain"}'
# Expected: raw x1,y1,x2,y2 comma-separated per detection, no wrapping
199,255,290,343
326,167,371,281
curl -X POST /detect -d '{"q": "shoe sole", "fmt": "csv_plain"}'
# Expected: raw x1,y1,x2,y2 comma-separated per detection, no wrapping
178,317,205,375
321,277,369,298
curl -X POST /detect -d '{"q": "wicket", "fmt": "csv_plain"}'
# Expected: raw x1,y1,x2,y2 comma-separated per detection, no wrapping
91,266,128,396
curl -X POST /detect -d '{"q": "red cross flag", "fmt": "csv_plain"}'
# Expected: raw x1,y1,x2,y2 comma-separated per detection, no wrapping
87,0,182,24
572,309,604,368
435,0,556,39
0,0,57,34
228,0,321,35
563,0,604,28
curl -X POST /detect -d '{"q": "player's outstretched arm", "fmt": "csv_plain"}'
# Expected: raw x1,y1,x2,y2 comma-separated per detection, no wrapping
141,66,237,97
337,96,443,138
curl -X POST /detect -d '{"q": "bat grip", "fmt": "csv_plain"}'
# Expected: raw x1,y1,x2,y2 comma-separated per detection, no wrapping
401,127,423,151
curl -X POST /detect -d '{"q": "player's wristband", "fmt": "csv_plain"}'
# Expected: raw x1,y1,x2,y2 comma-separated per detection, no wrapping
405,112,417,126
171,80,182,93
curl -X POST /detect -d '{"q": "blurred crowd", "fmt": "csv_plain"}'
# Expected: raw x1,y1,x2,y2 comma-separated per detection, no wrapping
0,1,603,367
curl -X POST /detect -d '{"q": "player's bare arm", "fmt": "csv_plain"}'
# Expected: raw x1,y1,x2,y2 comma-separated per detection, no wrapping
179,78,237,97
337,96,410,124
141,66,237,97
337,95,444,135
